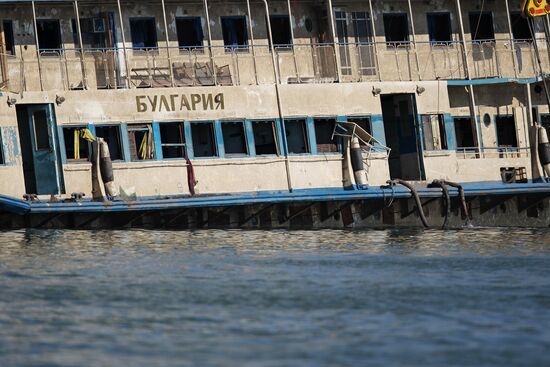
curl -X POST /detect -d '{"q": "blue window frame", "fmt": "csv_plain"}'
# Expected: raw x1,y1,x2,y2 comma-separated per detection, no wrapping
191,121,217,158
159,121,186,159
62,125,92,162
284,119,310,154
251,120,279,156
221,120,248,156
95,125,124,161
313,117,339,153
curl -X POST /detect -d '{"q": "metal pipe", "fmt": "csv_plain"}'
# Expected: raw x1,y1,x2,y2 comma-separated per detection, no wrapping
389,179,429,228
116,0,131,88
406,0,421,80
245,0,258,85
73,0,87,89
31,1,43,91
367,0,381,82
202,0,216,85
160,0,174,87
326,0,341,82
262,0,292,192
504,0,518,78
430,180,451,229
286,0,299,81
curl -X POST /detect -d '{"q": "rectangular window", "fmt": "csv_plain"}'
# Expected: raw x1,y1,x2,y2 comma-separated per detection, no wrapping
71,18,106,49
285,119,309,154
469,12,494,41
32,110,50,151
160,122,186,159
335,11,351,76
95,125,123,161
510,12,532,41
427,13,452,43
352,12,375,76
270,15,292,47
252,120,279,156
128,124,155,161
496,116,518,148
314,118,338,153
130,18,158,50
453,117,476,148
422,114,448,151
63,127,92,161
541,114,550,131
36,19,62,51
221,121,248,156
0,130,4,165
176,17,204,49
2,20,15,55
191,122,217,157
383,13,409,45
221,16,248,50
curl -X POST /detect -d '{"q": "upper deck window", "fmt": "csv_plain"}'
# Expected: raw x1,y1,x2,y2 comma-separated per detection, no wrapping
95,125,123,161
510,12,532,41
469,12,494,41
383,13,409,46
427,13,452,43
130,18,158,50
222,121,248,156
252,121,279,156
71,18,106,49
128,124,155,161
454,117,476,149
176,17,204,49
191,122,217,157
160,122,186,159
285,119,309,154
496,116,518,148
36,19,62,51
221,16,248,50
2,21,15,55
314,118,339,153
63,126,91,162
270,15,292,47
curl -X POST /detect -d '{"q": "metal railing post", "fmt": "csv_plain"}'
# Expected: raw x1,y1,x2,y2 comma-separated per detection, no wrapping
406,0,421,80
73,0,87,89
202,0,216,85
504,0,518,78
116,0,131,88
160,0,174,87
31,1,43,91
286,0,299,81
367,0,381,81
246,0,258,85
327,0,341,82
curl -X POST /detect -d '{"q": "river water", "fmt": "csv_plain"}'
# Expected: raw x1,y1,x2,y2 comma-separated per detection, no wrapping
0,228,549,367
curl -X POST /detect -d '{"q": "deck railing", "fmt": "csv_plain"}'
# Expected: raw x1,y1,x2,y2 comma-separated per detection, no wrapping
1,38,549,93
456,147,531,159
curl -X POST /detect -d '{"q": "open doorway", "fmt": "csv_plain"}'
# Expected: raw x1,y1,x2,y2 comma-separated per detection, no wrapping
381,94,425,180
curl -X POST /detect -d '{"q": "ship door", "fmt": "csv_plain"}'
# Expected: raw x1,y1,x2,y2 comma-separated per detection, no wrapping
16,104,65,195
380,94,425,181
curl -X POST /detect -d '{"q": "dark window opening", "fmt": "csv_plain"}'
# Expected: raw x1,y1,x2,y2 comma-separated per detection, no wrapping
71,18,107,49
130,18,158,50
383,13,409,45
541,114,550,131
496,116,518,148
63,127,91,161
314,118,338,153
510,12,532,41
422,114,448,151
252,120,278,155
221,16,248,50
176,17,204,49
270,15,292,47
160,122,186,159
2,20,15,55
349,117,372,135
454,117,476,148
36,19,62,51
128,124,155,161
0,131,4,164
427,13,452,43
191,122,216,157
285,119,309,154
32,110,50,151
222,121,248,156
469,12,494,41
95,125,123,161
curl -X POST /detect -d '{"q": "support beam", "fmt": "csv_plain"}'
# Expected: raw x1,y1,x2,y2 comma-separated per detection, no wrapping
245,0,258,85
116,0,131,88
160,0,174,87
326,0,341,82
286,0,299,81
504,0,518,78
73,0,87,89
31,1,43,91
239,203,274,227
279,203,315,225
406,0,421,80
367,0,381,82
202,0,217,85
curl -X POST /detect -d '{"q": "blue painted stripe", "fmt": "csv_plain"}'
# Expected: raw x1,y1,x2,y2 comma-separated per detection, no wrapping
447,77,539,86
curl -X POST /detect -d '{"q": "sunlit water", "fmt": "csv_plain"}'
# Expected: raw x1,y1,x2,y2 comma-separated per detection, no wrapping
0,229,549,367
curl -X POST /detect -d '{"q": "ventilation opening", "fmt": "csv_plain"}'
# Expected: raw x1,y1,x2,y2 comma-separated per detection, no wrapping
130,18,158,50
469,12,494,41
160,122,186,159
252,120,279,155
191,122,217,157
285,119,309,154
176,17,204,49
36,19,62,51
314,118,339,153
95,125,123,161
221,121,248,156
454,117,476,149
383,13,409,45
63,126,91,161
427,13,452,43
221,16,248,50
